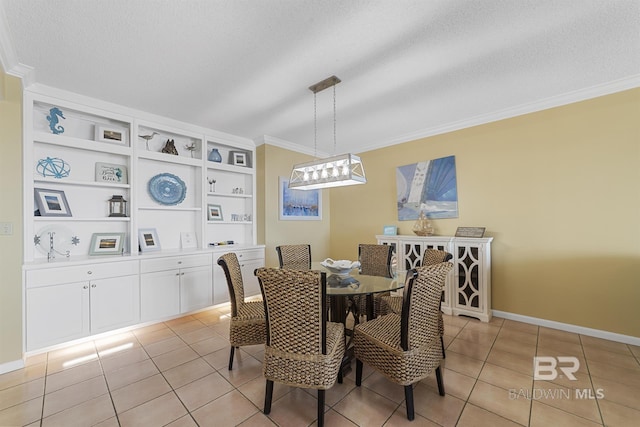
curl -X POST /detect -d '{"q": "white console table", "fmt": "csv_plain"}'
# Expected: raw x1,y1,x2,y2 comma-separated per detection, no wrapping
376,235,493,322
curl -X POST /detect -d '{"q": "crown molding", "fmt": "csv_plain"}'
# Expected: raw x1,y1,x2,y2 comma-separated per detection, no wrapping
0,4,35,87
358,74,640,153
255,135,330,158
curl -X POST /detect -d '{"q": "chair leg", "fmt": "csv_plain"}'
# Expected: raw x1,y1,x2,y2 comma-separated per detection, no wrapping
404,385,415,421
228,346,235,370
317,389,325,426
264,380,274,414
355,359,363,386
337,365,343,384
441,335,446,359
436,366,445,396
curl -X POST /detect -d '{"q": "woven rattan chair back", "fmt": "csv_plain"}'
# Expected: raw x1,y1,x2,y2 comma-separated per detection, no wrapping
423,249,453,266
217,253,266,370
217,252,245,316
255,268,326,353
400,262,453,351
255,267,344,426
275,244,312,270
358,244,393,278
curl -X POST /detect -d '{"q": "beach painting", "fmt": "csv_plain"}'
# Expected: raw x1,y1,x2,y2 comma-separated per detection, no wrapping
279,177,322,220
396,155,458,220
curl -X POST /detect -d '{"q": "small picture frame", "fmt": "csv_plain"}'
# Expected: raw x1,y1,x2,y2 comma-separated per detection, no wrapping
89,232,125,255
95,162,128,184
230,150,249,167
138,228,161,252
34,188,72,217
180,231,198,249
95,124,128,145
455,227,486,238
383,225,398,236
207,204,224,221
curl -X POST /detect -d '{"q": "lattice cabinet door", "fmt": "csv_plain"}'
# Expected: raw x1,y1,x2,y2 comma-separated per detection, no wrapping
453,239,492,321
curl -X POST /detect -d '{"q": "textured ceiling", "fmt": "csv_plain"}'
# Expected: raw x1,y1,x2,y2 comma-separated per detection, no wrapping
1,0,639,154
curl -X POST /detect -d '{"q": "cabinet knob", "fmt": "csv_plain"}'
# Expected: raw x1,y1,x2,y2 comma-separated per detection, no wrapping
83,285,89,289
87,271,93,275
178,261,182,264
239,254,243,258
91,284,97,288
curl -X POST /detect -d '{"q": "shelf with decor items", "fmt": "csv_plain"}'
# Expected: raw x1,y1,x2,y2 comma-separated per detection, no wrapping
204,136,256,247
376,234,493,321
25,92,134,262
22,87,263,354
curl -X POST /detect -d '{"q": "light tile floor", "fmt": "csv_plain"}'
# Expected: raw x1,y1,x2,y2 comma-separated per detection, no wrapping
1,306,639,426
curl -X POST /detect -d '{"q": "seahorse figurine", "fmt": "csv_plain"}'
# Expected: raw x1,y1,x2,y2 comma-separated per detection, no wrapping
161,139,179,155
46,107,65,134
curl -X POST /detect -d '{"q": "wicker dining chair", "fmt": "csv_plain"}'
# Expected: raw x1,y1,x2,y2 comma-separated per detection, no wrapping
354,261,453,421
356,243,394,319
379,249,452,357
255,267,344,427
275,244,312,270
217,253,266,370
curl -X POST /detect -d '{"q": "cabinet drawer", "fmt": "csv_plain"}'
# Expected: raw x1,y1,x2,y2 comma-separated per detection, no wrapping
140,254,212,273
234,249,264,261
26,260,139,287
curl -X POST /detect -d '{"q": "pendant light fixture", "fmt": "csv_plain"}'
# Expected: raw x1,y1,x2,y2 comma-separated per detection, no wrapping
289,75,366,190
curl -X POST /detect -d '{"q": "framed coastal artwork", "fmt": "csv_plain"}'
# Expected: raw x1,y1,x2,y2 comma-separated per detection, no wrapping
396,155,459,220
278,177,322,221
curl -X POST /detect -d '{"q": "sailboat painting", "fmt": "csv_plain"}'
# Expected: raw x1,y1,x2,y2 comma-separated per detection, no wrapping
396,155,458,220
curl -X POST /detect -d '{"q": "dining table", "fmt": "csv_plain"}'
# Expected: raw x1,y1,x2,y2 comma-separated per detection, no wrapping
313,262,406,374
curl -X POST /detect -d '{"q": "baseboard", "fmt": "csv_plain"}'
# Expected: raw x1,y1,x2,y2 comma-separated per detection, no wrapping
0,358,25,375
492,310,640,346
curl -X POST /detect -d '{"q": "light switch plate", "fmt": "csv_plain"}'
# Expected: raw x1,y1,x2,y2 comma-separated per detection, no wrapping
0,222,13,235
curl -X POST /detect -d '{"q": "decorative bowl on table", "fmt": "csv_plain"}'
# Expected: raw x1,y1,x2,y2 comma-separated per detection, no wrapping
321,258,361,275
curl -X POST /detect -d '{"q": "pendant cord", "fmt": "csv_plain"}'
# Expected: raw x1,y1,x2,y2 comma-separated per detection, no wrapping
333,85,337,155
314,92,318,159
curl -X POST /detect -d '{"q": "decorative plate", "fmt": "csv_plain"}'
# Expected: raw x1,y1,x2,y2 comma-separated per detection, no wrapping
148,173,187,205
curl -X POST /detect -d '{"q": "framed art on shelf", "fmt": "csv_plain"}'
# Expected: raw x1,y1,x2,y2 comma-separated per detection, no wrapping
180,231,198,249
34,188,72,217
229,150,249,167
95,162,128,184
95,124,128,145
207,204,223,221
89,232,125,255
138,228,161,252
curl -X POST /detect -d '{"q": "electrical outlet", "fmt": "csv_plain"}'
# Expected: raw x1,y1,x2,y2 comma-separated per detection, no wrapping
0,222,13,235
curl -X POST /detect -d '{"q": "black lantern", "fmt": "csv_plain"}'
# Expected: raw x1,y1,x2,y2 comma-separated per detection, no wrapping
108,195,127,217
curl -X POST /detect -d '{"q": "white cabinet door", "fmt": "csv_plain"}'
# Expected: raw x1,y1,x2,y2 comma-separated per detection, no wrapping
140,270,180,322
26,282,90,351
239,258,264,298
180,265,213,313
90,275,140,334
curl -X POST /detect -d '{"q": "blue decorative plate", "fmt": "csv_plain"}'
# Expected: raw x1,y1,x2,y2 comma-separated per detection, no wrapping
148,173,186,205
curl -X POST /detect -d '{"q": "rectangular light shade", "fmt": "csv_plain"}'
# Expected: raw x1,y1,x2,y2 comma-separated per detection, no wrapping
289,153,366,190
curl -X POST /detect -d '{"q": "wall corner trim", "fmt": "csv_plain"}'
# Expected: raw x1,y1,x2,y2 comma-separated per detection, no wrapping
0,358,26,375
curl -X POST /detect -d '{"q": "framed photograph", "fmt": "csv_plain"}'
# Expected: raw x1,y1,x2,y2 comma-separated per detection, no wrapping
207,204,224,221
229,150,250,167
89,232,125,255
455,227,486,238
34,188,72,217
138,228,161,252
180,231,198,249
383,225,398,235
279,177,322,221
95,162,128,184
95,124,128,145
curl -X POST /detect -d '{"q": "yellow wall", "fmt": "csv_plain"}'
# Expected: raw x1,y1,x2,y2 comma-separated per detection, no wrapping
257,144,332,267
0,71,24,365
326,89,640,337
